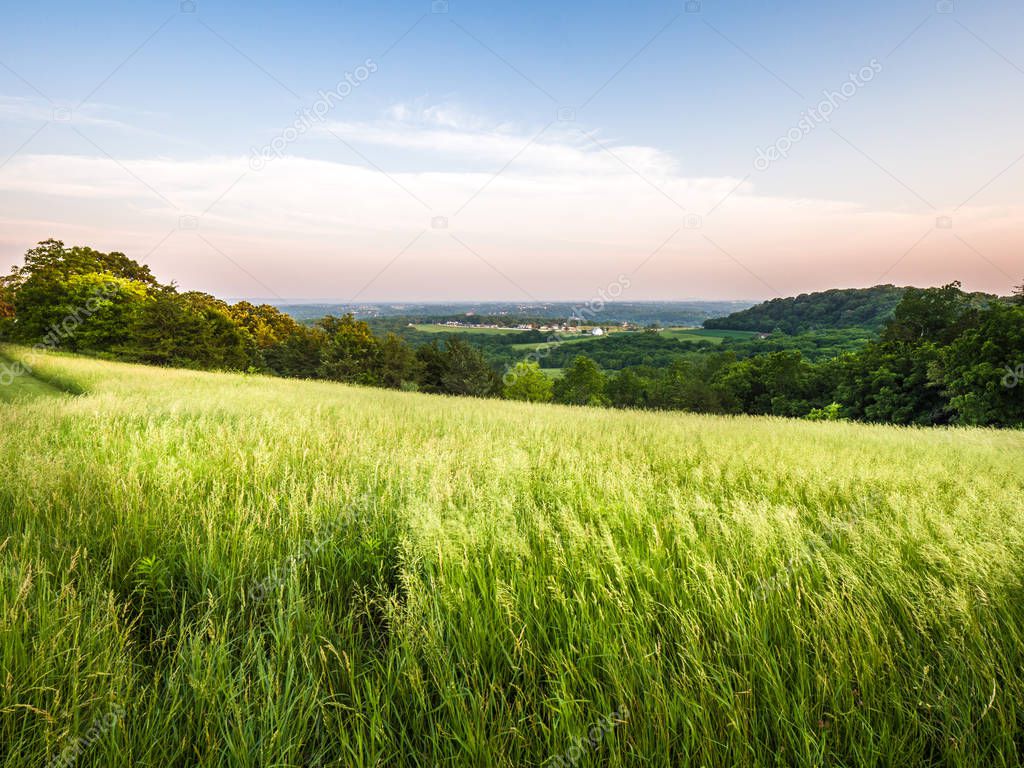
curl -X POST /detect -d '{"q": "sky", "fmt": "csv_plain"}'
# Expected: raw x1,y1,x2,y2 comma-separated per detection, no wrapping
0,0,1022,301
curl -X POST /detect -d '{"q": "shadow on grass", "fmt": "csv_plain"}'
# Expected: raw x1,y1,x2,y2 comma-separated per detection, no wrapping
0,350,86,400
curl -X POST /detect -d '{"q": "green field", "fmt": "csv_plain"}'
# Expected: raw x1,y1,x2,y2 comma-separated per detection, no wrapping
658,327,762,343
2,345,1023,766
509,334,609,352
509,327,759,352
411,324,529,335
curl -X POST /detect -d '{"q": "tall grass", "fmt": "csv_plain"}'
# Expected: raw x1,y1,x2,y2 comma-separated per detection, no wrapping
1,345,1023,766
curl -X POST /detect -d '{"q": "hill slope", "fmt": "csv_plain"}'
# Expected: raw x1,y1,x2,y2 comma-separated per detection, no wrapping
2,346,1023,766
704,285,907,333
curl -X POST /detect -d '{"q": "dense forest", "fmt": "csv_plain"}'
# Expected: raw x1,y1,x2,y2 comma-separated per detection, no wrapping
2,240,1022,427
704,285,911,333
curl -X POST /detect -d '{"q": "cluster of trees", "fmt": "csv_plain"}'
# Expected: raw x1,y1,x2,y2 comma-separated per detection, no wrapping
2,240,1022,427
384,322,875,375
713,327,875,361
508,352,829,413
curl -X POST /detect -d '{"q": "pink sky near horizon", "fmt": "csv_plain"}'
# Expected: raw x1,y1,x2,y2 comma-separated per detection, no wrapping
0,144,1019,302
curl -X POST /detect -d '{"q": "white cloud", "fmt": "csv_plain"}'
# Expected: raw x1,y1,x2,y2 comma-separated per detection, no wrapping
314,100,679,178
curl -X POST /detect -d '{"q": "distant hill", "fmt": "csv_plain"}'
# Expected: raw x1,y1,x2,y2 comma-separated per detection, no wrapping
703,285,907,334
273,300,753,327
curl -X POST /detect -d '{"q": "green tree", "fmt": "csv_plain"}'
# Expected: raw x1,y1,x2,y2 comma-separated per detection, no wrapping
318,314,380,385
8,239,159,289
115,288,256,370
651,356,731,413
834,284,976,425
7,240,160,345
932,301,1024,426
61,273,149,352
606,368,651,408
224,302,329,378
439,338,500,397
0,275,18,338
806,402,842,421
711,351,819,416
414,341,448,394
554,355,608,406
503,361,554,402
881,282,972,346
120,288,211,367
180,292,257,370
377,332,421,389
228,302,303,349
263,326,325,378
836,346,946,424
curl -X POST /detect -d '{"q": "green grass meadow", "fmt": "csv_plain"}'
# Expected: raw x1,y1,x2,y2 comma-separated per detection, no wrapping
2,345,1023,766
658,328,762,343
509,335,611,353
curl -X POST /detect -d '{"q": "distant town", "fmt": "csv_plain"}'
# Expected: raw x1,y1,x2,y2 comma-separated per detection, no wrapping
414,319,626,335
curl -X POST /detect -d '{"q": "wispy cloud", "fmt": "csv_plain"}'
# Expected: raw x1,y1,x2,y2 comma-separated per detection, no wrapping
0,95,138,130
317,101,678,177
0,95,191,145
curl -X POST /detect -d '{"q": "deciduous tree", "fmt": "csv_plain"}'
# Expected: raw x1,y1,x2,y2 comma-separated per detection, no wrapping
503,361,553,402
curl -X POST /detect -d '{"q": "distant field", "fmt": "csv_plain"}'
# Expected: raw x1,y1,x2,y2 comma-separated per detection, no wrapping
510,327,760,352
411,324,528,335
509,334,595,352
540,367,563,379
659,327,762,343
2,345,1023,766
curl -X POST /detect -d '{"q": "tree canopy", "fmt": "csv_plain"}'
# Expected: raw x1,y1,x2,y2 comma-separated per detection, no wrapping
704,285,908,334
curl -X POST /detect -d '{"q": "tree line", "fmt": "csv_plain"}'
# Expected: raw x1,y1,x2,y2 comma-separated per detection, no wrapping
2,240,1022,427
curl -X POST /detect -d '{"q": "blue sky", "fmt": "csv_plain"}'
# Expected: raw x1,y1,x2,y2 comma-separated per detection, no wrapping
1,0,1022,300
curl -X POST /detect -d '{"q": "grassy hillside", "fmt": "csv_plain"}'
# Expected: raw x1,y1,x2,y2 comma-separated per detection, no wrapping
2,346,1023,767
0,353,66,402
